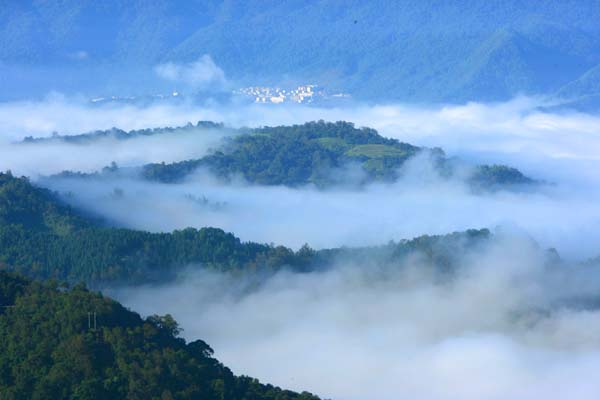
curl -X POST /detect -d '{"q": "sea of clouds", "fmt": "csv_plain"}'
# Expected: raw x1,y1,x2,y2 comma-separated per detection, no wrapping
2,94,600,399
112,234,600,400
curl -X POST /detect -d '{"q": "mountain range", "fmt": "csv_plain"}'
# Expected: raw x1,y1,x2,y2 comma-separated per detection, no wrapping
2,0,600,105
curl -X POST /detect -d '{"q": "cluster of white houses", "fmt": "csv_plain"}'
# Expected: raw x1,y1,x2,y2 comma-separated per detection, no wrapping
235,84,322,104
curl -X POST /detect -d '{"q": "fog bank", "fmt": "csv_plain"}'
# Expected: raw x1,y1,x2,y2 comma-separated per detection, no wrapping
43,158,600,260
112,235,600,400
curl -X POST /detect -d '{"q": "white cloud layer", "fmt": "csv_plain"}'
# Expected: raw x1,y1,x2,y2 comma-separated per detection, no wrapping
111,236,600,400
2,94,600,399
0,95,598,259
154,55,227,89
0,129,228,176
43,165,600,260
1,95,599,184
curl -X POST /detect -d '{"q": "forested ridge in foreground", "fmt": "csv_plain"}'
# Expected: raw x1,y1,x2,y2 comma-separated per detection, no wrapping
0,271,319,400
0,172,492,286
47,121,536,190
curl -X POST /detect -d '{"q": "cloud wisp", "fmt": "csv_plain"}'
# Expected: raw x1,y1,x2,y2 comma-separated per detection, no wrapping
1,95,599,184
0,94,591,259
155,55,227,90
41,150,600,261
0,127,230,177
2,94,600,399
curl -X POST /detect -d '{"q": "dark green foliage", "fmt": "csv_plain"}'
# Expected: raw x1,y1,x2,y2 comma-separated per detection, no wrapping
139,121,534,189
0,224,276,283
142,121,421,186
0,173,313,284
470,164,535,188
0,172,91,235
0,172,493,286
0,271,320,400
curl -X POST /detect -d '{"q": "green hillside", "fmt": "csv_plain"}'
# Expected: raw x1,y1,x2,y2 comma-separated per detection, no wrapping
138,121,534,188
0,271,319,400
0,172,493,286
0,173,304,284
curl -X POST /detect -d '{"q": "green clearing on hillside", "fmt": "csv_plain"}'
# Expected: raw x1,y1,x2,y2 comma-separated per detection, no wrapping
345,144,410,158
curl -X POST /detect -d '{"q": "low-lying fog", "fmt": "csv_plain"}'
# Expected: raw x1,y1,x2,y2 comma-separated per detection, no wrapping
2,95,600,399
43,161,600,260
111,235,600,400
2,95,599,185
0,96,597,258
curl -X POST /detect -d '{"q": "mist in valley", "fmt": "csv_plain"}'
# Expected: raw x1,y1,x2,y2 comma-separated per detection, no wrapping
2,95,600,399
111,234,600,400
3,4,600,399
0,96,596,258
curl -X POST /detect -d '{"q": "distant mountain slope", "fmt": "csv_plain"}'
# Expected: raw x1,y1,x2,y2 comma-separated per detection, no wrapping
556,63,600,101
0,172,493,286
141,121,423,186
0,271,320,400
21,121,228,144
2,0,600,101
450,29,586,100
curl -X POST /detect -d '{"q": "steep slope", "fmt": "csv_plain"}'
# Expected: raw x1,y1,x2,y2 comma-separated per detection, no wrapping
0,172,91,235
0,271,319,400
451,29,588,101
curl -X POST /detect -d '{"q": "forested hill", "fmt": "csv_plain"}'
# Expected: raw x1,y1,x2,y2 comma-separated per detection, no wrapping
0,172,297,284
141,121,423,186
0,172,94,234
48,121,535,189
0,271,319,400
0,172,493,286
141,121,535,188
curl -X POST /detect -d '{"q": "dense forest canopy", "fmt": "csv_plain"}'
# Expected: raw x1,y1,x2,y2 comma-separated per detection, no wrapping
0,271,319,400
44,121,536,189
0,172,493,286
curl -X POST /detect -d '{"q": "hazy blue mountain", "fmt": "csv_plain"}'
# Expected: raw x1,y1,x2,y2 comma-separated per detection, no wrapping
2,0,600,102
551,63,600,110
